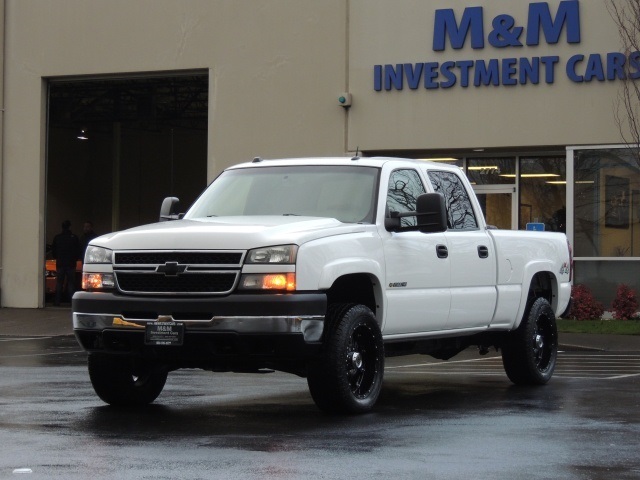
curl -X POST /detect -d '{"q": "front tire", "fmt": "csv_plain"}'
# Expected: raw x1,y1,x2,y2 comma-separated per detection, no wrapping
88,353,168,406
502,297,558,385
307,304,384,414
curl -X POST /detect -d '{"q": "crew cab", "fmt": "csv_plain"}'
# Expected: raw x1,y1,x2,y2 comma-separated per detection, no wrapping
72,157,572,413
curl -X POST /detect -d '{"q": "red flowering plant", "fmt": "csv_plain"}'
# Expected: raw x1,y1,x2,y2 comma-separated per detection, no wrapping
569,284,604,321
611,284,639,320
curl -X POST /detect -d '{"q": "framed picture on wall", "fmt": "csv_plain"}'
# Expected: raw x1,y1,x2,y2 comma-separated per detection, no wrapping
605,175,630,229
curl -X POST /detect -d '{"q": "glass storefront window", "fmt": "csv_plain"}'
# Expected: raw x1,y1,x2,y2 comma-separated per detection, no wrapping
519,156,566,232
476,192,512,229
574,148,640,257
574,259,640,305
466,157,515,185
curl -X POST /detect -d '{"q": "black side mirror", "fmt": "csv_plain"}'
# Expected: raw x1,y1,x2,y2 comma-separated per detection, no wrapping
159,197,182,221
416,193,447,233
384,193,448,234
384,205,402,231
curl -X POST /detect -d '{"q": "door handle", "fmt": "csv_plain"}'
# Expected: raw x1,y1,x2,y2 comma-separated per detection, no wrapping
436,244,449,259
478,245,489,259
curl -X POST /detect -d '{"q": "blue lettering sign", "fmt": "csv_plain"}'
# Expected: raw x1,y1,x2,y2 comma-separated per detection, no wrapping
540,56,559,83
519,57,540,84
630,52,640,80
607,52,626,80
433,6,484,51
425,62,439,89
440,62,457,88
456,60,474,87
566,54,583,82
526,1,581,46
502,58,519,85
405,63,424,89
584,54,605,82
372,2,635,92
385,64,403,90
474,59,500,86
488,15,524,48
374,65,382,91
434,1,580,51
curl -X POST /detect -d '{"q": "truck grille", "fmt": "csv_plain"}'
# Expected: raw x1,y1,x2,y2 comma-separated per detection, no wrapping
113,250,244,295
114,251,243,266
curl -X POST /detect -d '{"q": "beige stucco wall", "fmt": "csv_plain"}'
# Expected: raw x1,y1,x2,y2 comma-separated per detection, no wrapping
1,0,348,307
348,0,629,151
0,0,632,307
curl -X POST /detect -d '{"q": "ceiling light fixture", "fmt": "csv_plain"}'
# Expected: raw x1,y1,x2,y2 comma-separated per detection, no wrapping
77,129,89,140
500,174,560,178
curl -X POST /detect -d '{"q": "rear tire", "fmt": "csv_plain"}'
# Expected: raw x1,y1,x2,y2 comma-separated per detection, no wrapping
502,297,558,385
307,304,384,414
88,353,168,406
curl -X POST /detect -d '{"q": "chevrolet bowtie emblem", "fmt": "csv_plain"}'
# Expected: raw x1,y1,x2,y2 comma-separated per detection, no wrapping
156,261,187,276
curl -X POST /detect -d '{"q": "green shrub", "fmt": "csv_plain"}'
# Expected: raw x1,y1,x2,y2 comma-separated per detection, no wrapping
570,284,604,321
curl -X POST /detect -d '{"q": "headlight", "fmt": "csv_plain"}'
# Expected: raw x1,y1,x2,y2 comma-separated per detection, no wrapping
239,273,296,291
84,246,113,264
246,245,297,264
82,273,116,291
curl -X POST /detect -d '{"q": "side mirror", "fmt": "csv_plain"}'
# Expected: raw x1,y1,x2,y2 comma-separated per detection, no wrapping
159,197,182,221
416,193,447,233
384,193,448,234
384,205,402,231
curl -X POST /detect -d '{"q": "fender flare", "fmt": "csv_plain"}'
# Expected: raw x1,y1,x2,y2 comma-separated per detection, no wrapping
317,258,384,291
512,260,558,329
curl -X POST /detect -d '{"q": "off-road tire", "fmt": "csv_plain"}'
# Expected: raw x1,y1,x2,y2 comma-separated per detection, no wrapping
307,303,384,413
502,297,558,385
88,353,168,406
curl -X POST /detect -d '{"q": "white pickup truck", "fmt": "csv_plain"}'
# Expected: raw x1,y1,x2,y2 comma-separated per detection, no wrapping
72,157,572,413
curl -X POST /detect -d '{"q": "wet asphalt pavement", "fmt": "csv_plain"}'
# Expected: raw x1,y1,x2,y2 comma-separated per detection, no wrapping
0,330,639,480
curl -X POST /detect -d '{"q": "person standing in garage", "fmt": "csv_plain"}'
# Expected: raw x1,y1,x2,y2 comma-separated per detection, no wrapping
51,220,80,306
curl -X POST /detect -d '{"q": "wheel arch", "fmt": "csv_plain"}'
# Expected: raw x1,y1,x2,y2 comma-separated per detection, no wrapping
514,269,558,329
324,273,383,328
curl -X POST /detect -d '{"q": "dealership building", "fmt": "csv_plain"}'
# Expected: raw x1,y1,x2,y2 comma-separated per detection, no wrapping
0,0,638,308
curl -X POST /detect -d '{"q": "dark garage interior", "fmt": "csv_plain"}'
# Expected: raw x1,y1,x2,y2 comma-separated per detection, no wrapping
46,72,208,242
45,72,208,301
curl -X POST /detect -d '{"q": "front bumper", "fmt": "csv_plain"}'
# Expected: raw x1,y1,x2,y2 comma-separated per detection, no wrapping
71,291,327,370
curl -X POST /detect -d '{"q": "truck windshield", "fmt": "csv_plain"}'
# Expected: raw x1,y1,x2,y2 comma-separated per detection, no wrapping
185,165,380,224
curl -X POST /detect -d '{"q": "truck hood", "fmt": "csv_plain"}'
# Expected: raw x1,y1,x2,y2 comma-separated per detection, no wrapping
91,216,368,251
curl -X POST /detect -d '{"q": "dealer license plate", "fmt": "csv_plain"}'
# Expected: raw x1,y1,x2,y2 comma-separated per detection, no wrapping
145,321,184,346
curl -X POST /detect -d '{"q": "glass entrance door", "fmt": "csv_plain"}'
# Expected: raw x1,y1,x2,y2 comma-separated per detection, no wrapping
474,186,516,229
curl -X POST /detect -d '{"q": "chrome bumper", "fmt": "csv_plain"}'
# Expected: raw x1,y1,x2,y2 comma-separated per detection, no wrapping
73,312,325,342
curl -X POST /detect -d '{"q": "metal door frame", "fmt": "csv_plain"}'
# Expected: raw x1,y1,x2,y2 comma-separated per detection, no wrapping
472,184,518,230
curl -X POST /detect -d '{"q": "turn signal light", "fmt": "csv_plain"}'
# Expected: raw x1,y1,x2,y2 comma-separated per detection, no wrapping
240,273,296,291
263,273,296,291
82,273,115,290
